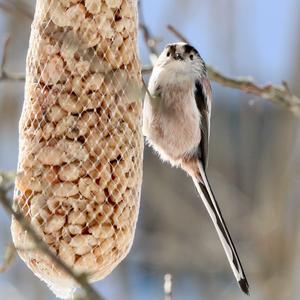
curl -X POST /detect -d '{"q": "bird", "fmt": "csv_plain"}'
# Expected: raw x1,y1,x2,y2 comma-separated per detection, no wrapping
142,42,249,295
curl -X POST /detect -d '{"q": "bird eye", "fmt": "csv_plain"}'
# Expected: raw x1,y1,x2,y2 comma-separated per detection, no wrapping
166,51,170,57
189,54,194,60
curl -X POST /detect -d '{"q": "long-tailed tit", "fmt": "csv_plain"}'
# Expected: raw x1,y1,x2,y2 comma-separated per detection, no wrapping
143,42,249,295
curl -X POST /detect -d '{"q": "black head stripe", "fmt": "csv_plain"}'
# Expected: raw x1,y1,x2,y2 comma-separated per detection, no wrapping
184,44,200,57
168,45,176,56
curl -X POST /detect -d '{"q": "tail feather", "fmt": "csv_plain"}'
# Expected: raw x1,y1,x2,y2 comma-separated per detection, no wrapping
194,161,249,295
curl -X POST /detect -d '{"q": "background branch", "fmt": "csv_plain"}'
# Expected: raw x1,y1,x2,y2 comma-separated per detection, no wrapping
0,171,105,300
140,21,300,115
0,243,16,273
164,273,172,300
0,0,33,20
167,25,300,114
1,3,300,115
0,36,26,81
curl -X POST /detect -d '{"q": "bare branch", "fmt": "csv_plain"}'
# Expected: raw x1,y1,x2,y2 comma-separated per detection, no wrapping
141,65,153,75
164,273,172,300
0,37,26,82
0,171,105,300
141,76,157,102
0,243,16,273
166,25,189,44
0,0,33,20
166,24,300,115
2,4,300,114
0,36,9,71
207,66,300,113
140,20,300,115
138,0,160,64
139,24,159,58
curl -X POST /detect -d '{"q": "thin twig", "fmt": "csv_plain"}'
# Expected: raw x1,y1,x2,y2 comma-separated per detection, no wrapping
0,171,104,300
142,76,156,102
139,24,159,57
166,24,300,115
166,25,189,44
138,0,159,65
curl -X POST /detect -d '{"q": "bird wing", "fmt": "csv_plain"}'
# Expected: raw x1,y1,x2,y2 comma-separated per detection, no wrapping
193,78,249,295
194,78,211,170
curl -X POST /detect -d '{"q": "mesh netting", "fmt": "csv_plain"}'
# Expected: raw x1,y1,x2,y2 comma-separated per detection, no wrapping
11,0,143,298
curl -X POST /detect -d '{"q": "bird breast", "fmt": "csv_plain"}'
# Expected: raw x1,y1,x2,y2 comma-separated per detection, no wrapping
144,81,201,164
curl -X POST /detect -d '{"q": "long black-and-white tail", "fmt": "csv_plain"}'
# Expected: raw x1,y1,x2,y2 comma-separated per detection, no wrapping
193,161,249,295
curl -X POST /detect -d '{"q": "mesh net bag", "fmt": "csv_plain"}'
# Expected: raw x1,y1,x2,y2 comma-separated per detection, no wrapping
11,0,143,298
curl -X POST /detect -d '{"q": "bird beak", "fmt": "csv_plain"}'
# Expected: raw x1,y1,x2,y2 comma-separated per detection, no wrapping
173,52,183,61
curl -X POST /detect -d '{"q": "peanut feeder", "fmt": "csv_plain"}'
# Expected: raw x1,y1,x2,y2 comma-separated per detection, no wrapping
11,0,143,298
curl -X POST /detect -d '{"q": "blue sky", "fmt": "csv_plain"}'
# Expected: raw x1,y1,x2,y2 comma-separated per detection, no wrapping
140,0,300,83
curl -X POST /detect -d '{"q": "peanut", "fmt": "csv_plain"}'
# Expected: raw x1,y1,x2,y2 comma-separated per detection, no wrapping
40,55,65,85
70,235,97,255
47,105,67,123
59,240,75,267
53,182,79,197
44,215,66,233
58,163,83,182
68,210,86,225
85,0,102,14
66,4,86,29
36,146,66,165
105,0,122,9
78,177,105,201
58,93,84,114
